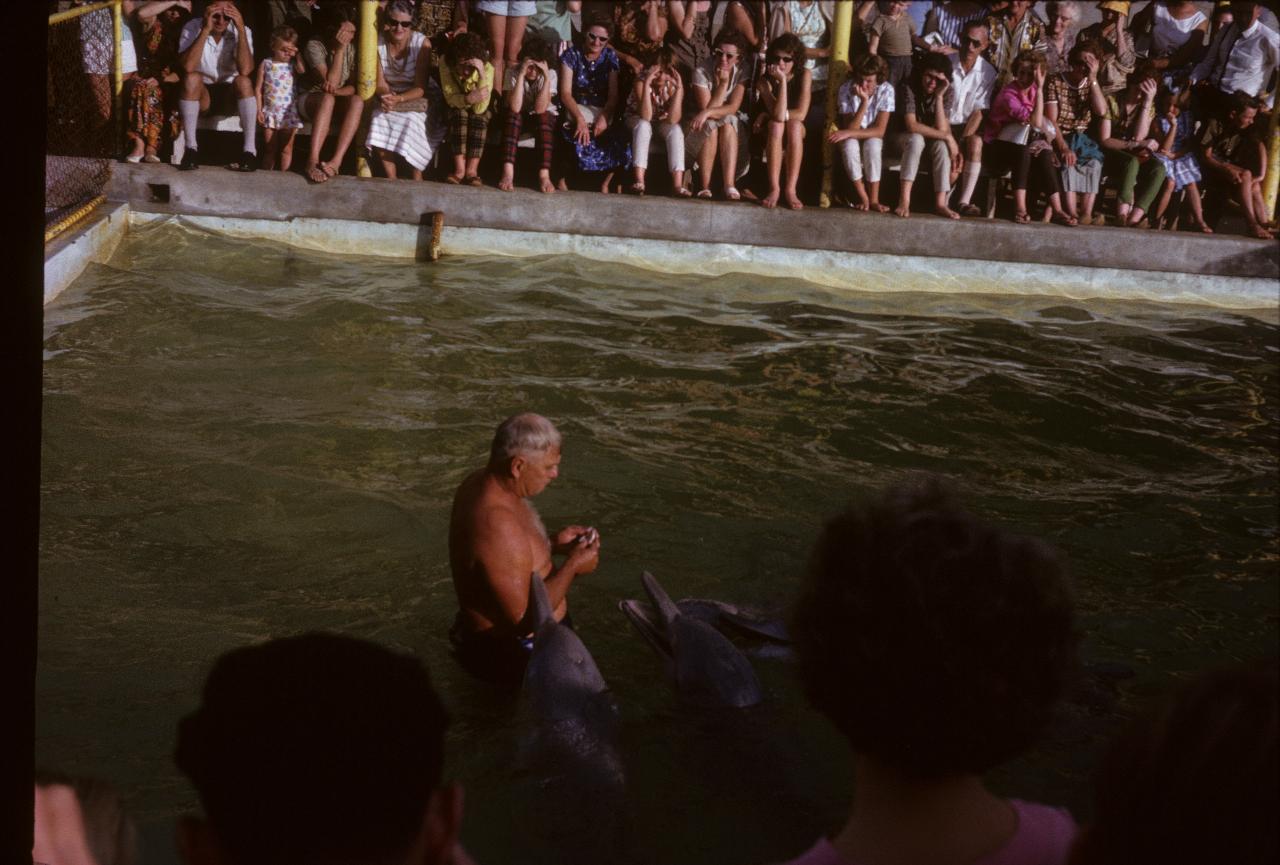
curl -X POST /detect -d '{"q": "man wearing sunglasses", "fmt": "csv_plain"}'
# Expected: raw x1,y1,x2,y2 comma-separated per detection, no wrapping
177,1,257,171
947,22,997,216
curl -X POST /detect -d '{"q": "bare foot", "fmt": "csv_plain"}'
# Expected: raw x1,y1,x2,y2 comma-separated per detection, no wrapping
852,201,870,211
556,178,569,192
1247,222,1275,240
894,203,911,218
497,173,514,191
784,191,804,210
1195,220,1213,234
539,176,556,193
762,188,780,208
869,201,890,213
936,205,959,220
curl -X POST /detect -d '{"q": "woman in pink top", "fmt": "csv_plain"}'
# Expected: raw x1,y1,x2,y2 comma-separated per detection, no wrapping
773,476,1080,865
983,50,1076,225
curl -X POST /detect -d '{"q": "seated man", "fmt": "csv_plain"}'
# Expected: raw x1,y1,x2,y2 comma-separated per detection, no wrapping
778,476,1079,865
948,21,998,215
174,633,473,865
1197,90,1275,239
448,413,600,684
176,0,257,171
1187,1,1279,120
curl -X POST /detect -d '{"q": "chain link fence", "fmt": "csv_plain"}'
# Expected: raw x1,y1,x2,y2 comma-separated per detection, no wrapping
47,2,120,234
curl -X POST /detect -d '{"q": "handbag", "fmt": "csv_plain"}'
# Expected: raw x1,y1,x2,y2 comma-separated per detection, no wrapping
997,122,1031,144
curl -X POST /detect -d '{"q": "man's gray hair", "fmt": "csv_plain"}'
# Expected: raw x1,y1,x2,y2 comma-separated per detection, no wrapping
1045,1,1080,21
489,413,562,465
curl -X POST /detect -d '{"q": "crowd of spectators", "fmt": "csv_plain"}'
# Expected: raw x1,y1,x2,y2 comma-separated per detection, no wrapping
61,1,1280,236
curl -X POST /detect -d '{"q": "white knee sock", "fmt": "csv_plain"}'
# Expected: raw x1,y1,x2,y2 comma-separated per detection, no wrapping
238,97,258,154
958,161,981,205
179,99,200,149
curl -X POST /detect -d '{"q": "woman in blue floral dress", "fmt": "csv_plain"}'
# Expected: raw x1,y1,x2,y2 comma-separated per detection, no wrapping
557,16,631,191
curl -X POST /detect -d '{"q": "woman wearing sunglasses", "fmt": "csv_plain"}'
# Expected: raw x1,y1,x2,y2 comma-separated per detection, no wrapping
752,33,810,209
367,0,442,181
557,17,631,192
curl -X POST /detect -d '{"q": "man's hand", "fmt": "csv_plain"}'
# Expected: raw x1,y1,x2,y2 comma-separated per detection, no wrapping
553,526,598,551
222,1,244,30
565,533,601,575
201,1,218,30
380,91,399,110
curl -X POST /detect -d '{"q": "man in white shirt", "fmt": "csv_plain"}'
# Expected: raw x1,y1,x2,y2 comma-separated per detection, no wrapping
1189,1,1279,116
177,0,256,171
949,21,997,216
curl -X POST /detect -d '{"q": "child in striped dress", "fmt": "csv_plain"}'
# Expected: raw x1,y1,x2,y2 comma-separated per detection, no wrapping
255,26,304,171
1151,88,1212,233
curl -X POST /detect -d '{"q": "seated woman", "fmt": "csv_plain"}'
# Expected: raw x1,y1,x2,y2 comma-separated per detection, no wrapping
298,4,364,183
624,46,688,196
1149,88,1212,233
685,30,750,200
753,33,811,209
440,32,496,185
1046,40,1109,225
827,53,894,212
893,52,961,220
498,36,560,193
1101,65,1167,227
367,0,440,181
126,0,191,163
778,477,1079,865
1196,92,1275,240
557,16,631,193
984,50,1077,225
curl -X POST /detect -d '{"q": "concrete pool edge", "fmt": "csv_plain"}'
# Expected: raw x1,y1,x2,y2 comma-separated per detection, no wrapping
44,201,130,305
122,210,1279,312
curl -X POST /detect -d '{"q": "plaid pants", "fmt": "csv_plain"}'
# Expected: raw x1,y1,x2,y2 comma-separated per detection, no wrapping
448,106,492,159
501,109,554,170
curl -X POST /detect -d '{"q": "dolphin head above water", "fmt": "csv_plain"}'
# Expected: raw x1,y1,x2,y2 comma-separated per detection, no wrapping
621,571,764,710
521,573,610,723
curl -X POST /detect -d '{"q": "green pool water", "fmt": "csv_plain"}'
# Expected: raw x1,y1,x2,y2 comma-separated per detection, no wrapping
39,219,1278,864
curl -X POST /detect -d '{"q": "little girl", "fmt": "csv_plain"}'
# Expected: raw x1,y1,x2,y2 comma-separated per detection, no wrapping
867,0,918,90
255,25,304,171
625,46,688,196
1150,88,1211,233
440,32,495,186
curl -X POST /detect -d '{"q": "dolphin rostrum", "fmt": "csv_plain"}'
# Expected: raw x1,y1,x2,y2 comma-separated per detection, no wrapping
621,571,764,709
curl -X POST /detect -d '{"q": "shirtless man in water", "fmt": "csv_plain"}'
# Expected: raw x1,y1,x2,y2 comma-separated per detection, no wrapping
448,413,601,682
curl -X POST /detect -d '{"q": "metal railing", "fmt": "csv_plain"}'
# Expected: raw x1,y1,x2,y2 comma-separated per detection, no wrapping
46,0,124,242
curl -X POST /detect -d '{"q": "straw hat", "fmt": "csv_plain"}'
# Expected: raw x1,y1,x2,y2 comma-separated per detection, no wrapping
1099,0,1131,14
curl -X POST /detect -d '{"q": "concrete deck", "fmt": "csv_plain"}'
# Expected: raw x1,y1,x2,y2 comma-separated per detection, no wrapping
104,163,1279,310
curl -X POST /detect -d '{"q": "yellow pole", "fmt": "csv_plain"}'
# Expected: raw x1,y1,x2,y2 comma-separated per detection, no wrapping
357,0,379,177
1263,103,1280,223
48,1,114,26
820,0,854,208
112,0,124,156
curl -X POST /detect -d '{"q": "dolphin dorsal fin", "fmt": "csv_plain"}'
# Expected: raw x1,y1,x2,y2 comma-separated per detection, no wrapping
641,571,681,629
528,571,553,630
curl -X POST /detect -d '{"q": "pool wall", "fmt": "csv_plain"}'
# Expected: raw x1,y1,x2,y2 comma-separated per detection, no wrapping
44,164,1280,311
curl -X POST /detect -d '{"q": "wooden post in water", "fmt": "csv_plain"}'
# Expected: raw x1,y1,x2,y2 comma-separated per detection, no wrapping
416,212,445,261
819,0,853,208
356,0,379,177
1264,103,1280,223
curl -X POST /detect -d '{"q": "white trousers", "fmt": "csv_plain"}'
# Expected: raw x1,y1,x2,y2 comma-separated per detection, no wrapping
627,116,685,173
896,132,952,193
836,137,884,183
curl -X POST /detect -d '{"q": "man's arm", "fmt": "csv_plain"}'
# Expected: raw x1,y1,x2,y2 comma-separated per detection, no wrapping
180,13,213,74
474,510,596,630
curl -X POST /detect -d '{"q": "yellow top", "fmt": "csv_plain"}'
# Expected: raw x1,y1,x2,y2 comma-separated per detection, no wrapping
441,61,495,114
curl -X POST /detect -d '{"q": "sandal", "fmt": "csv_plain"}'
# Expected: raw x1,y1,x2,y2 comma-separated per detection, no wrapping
464,175,483,187
1014,211,1030,224
725,186,741,201
306,163,330,184
675,186,692,198
444,174,463,184
696,188,713,199
958,202,982,217
630,181,646,195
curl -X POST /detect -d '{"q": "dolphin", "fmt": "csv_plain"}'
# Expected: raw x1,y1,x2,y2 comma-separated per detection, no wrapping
513,574,628,865
619,571,764,709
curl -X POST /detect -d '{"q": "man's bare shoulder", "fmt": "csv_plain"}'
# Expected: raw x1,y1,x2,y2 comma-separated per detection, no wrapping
453,470,525,532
